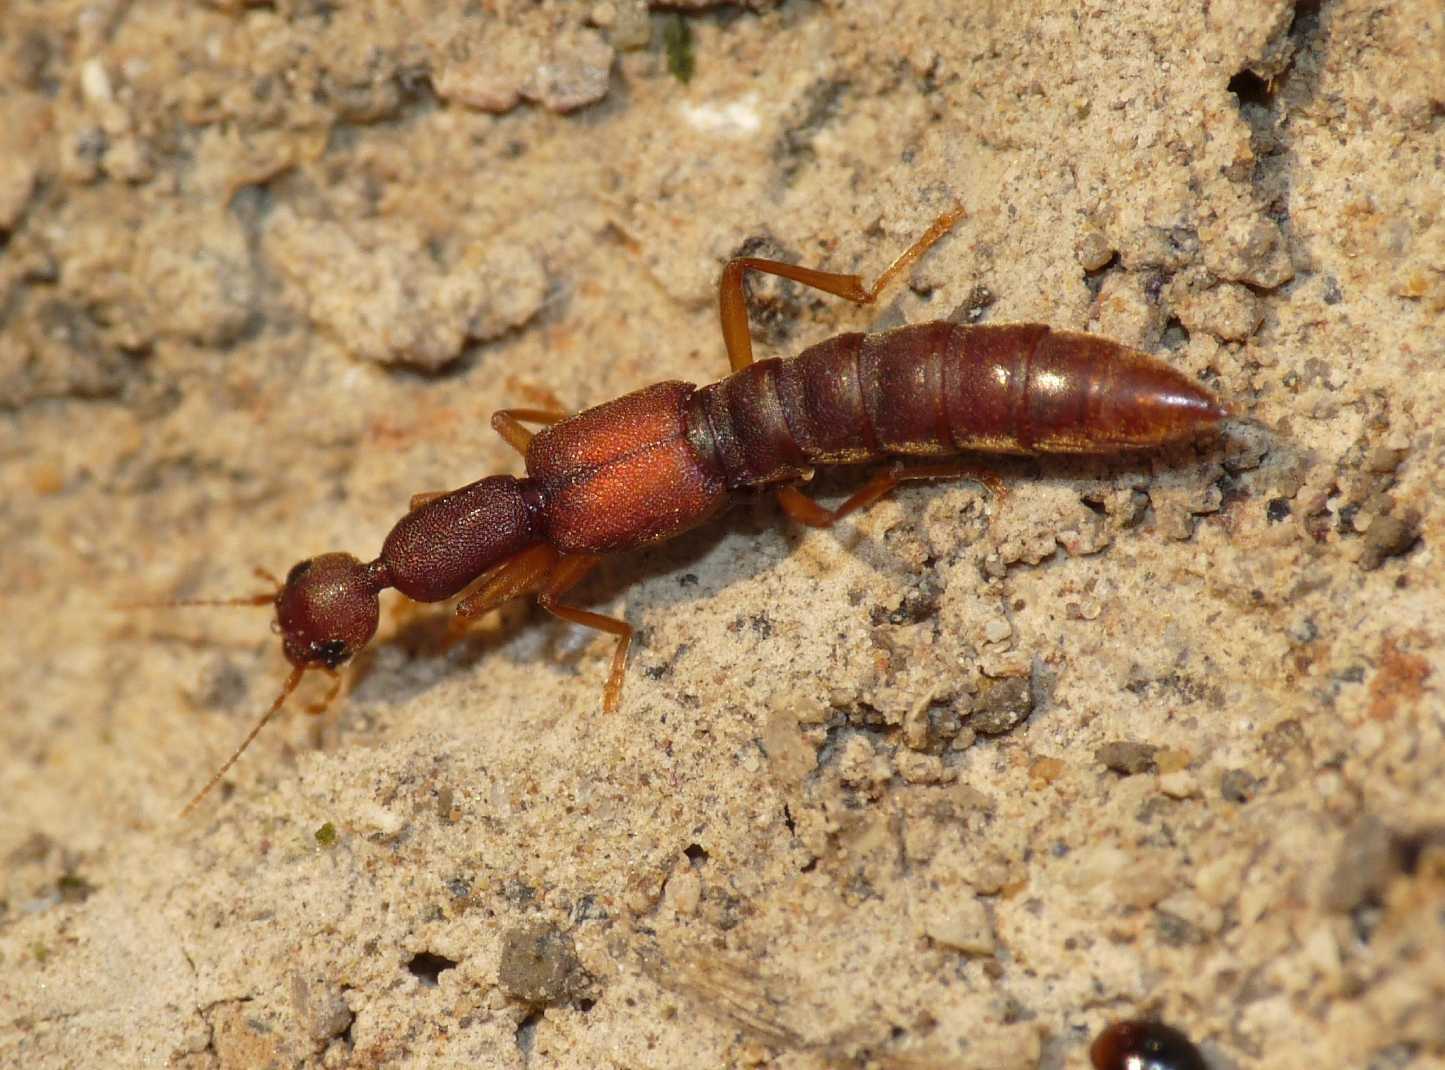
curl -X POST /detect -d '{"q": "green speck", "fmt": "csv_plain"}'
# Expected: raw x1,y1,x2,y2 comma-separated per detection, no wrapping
314,822,337,847
662,15,694,85
32,943,49,964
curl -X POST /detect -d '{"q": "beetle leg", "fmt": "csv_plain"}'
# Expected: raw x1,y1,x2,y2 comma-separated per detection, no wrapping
776,460,1004,528
491,408,569,456
718,205,966,373
537,555,633,714
455,544,560,620
302,668,345,716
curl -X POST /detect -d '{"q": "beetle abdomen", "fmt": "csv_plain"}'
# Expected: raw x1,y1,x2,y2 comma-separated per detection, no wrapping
689,322,1225,489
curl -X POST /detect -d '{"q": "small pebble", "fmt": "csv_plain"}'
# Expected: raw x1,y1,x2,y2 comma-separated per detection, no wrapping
667,865,701,916
1219,768,1259,803
970,675,1033,735
1157,769,1199,799
1096,741,1158,775
1029,756,1066,788
497,921,588,1006
921,894,996,956
1077,227,1115,271
1359,510,1419,570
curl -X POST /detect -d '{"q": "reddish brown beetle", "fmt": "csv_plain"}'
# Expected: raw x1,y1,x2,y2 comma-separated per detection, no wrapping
1091,1020,1208,1070
162,206,1225,812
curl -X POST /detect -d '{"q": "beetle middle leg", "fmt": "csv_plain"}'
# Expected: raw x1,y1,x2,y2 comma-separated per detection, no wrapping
451,548,631,712
455,544,561,620
536,555,633,714
717,204,966,373
776,461,1006,529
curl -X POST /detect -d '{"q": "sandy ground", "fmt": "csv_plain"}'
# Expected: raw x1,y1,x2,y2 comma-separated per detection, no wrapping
2,1,1442,1067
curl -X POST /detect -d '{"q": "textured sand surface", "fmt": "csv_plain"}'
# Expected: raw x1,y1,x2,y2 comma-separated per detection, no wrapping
2,1,1442,1067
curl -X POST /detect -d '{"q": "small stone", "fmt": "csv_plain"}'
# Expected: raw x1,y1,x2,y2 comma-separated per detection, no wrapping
1096,741,1158,775
437,29,615,115
1359,510,1419,570
1222,423,1272,474
1200,213,1294,288
138,213,256,346
1170,276,1263,341
1220,768,1259,803
967,855,1011,895
837,734,891,787
354,801,405,838
1321,816,1394,912
978,650,1031,678
667,865,701,916
1157,769,1199,798
1057,518,1113,556
79,58,114,105
762,700,818,785
896,750,950,784
1115,865,1175,909
903,814,942,862
970,676,1033,735
1363,447,1407,474
307,988,353,1043
0,156,36,230
1155,747,1192,774
1076,227,1115,271
983,617,1012,643
921,895,996,956
526,30,615,113
1155,908,1206,946
1154,502,1197,541
602,0,651,49
498,921,589,1006
902,701,933,751
1194,851,1247,906
1092,270,1165,349
1029,756,1066,788
1156,889,1223,936
624,870,665,914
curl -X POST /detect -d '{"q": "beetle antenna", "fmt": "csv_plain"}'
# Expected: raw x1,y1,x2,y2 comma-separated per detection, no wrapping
179,664,306,817
121,593,276,610
119,567,281,612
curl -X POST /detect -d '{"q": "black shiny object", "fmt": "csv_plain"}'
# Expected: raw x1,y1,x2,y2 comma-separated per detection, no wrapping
1091,1020,1208,1070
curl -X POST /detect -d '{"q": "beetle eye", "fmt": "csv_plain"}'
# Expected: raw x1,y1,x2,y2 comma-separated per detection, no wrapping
314,639,349,668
